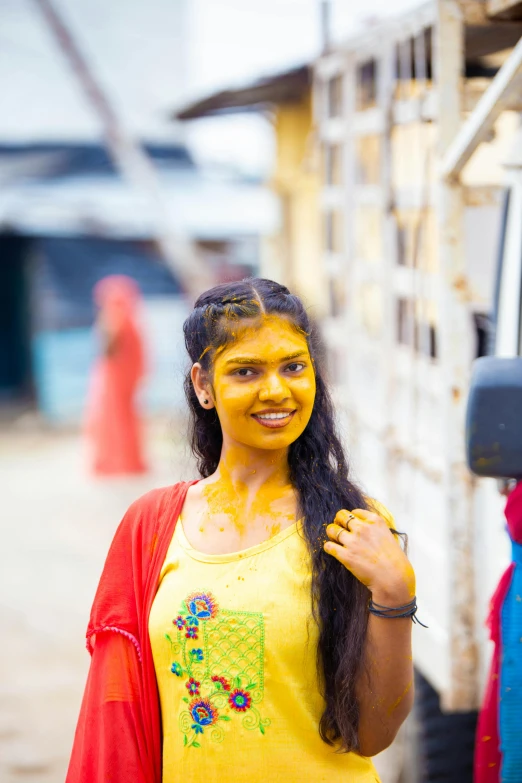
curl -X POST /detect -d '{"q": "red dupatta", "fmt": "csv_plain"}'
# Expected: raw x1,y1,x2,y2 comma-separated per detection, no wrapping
66,481,196,783
474,482,522,783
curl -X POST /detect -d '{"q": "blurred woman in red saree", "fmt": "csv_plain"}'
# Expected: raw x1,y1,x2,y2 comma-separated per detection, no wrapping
85,275,147,475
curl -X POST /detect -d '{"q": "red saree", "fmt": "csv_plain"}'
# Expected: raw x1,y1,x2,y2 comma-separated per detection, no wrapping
66,481,196,782
85,275,147,475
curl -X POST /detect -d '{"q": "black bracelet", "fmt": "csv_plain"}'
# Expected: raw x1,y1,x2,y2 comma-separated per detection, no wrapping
368,596,428,627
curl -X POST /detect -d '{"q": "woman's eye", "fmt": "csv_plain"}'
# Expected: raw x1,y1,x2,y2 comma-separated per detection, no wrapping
286,362,305,373
234,368,256,377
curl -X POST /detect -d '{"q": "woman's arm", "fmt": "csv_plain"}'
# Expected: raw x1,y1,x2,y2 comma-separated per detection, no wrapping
324,507,416,756
66,631,150,782
355,584,414,756
96,312,120,358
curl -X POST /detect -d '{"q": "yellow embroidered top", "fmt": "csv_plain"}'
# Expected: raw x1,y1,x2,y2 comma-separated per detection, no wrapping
149,512,386,783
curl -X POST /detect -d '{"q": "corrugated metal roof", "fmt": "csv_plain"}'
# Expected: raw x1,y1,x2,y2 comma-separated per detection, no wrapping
0,143,193,184
175,64,311,121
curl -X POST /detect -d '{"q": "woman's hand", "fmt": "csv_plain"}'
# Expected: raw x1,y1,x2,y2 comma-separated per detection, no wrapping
324,509,415,605
326,510,416,756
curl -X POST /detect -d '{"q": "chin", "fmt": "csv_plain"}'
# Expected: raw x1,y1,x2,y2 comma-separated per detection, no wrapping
243,432,303,451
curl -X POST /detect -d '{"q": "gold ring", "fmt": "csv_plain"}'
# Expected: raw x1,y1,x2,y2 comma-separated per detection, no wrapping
335,527,344,544
338,514,355,531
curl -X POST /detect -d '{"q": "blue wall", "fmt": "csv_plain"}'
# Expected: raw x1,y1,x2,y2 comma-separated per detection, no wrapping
32,297,189,424
27,235,187,423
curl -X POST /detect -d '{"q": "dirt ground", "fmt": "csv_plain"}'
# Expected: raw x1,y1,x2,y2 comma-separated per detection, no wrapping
0,414,193,783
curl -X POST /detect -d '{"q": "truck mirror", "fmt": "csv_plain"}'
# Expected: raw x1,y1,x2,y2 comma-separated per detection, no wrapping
466,356,522,478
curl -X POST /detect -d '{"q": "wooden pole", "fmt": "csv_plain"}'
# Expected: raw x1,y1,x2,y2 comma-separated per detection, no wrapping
33,0,210,298
320,0,332,54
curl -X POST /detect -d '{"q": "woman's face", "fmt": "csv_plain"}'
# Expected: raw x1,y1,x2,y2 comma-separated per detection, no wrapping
209,316,316,452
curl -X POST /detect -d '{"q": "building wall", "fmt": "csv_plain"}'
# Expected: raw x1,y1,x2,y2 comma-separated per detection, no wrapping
261,94,326,317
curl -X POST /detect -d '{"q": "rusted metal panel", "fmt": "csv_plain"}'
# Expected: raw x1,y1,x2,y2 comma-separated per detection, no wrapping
435,0,479,711
460,0,489,24
487,0,522,20
442,36,522,179
318,117,348,144
313,0,516,714
464,184,503,204
351,108,386,136
393,91,437,124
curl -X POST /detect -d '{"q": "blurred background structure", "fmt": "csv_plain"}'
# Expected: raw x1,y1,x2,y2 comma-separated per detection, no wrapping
4,0,522,781
176,63,326,314
0,0,279,424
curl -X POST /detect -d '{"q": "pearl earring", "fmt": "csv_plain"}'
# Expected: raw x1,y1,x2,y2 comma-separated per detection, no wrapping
203,399,208,405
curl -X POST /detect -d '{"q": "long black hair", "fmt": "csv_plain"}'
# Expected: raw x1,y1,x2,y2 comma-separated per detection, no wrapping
183,277,370,752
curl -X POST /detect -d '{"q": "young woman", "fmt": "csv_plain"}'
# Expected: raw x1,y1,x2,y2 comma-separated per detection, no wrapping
84,274,147,475
67,278,417,783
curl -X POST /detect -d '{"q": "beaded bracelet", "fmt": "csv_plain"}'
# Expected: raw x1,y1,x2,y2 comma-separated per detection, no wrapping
368,597,428,627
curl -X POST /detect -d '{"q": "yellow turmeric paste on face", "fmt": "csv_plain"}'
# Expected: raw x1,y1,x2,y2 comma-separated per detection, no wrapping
194,316,316,538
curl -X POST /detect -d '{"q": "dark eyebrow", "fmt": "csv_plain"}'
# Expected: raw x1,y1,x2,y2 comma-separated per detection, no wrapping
224,351,308,367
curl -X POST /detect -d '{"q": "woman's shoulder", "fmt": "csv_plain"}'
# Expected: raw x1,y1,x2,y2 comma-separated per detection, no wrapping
119,481,197,536
126,483,180,518
87,481,199,639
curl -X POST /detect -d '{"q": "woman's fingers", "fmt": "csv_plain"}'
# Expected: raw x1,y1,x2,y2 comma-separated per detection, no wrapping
325,509,414,597
323,539,351,565
349,508,381,523
333,509,358,530
326,523,350,546
335,508,391,533
323,529,360,578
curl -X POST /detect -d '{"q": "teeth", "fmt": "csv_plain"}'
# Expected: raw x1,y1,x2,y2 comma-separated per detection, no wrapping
256,412,292,420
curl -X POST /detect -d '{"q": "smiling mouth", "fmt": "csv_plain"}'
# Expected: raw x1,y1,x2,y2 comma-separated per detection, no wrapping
251,410,296,429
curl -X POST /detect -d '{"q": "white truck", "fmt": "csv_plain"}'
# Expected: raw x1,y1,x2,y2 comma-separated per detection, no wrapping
314,2,522,779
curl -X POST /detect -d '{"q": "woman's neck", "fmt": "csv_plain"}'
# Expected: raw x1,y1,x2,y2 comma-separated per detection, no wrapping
215,441,291,492
195,443,296,539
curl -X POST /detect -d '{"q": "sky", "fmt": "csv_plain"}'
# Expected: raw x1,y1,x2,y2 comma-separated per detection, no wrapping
183,0,418,173
1,0,419,174
184,0,321,174
187,0,419,94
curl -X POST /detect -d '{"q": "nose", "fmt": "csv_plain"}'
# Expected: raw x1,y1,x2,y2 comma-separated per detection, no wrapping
258,371,290,403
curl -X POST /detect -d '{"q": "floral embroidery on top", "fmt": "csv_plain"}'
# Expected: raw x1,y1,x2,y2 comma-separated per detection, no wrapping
164,590,270,749
185,591,218,621
186,677,200,696
229,689,252,712
189,699,218,734
211,675,230,691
